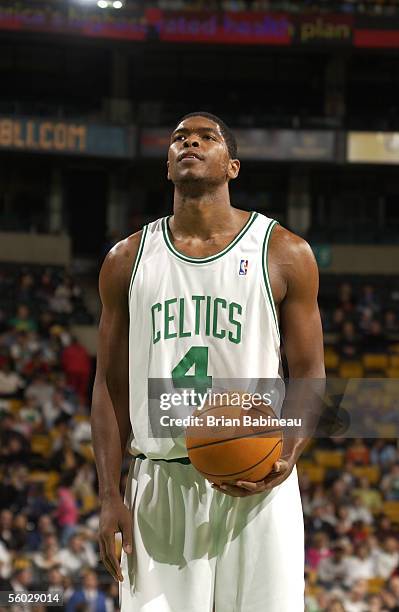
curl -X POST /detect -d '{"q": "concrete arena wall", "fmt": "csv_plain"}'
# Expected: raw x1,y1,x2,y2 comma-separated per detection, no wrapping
0,232,71,265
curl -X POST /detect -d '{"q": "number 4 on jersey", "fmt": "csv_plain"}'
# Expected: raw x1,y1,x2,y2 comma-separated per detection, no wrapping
172,346,212,394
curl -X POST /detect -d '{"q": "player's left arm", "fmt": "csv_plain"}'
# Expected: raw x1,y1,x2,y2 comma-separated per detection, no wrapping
214,229,325,497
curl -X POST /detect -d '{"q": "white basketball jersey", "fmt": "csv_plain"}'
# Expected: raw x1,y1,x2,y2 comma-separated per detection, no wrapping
128,211,281,459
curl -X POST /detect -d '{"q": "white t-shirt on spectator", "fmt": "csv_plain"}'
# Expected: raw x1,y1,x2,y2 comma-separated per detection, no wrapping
373,549,399,579
345,555,375,587
0,541,11,578
58,543,97,575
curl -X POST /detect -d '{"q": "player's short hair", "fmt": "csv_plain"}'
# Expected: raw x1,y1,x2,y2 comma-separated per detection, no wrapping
176,111,238,159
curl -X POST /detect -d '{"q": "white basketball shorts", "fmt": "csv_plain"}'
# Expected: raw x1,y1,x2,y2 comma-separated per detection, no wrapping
119,457,304,612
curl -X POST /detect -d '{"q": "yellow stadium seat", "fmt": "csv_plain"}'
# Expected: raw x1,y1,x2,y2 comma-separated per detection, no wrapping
9,399,23,412
350,465,380,484
377,424,397,437
390,355,399,368
297,465,325,483
389,343,399,354
387,367,399,378
363,354,389,371
339,361,364,378
382,501,399,523
324,349,339,370
367,577,386,593
314,450,344,469
31,435,51,457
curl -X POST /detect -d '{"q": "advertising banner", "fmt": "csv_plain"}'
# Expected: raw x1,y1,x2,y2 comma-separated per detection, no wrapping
0,116,135,159
140,128,337,162
347,132,399,164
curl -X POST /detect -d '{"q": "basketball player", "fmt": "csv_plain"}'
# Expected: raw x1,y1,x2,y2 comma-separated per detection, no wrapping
91,112,325,611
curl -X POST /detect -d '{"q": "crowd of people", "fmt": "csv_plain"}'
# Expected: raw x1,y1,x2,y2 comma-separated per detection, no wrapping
0,265,399,610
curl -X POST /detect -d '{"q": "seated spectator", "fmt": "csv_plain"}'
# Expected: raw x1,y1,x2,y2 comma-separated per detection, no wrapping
26,514,57,553
380,464,399,501
66,569,108,612
306,532,332,570
362,319,388,354
366,593,386,612
342,578,369,612
345,543,376,587
330,307,346,333
334,505,353,537
337,282,356,314
26,482,54,524
61,337,91,405
31,534,61,578
346,439,370,466
58,534,97,578
381,575,399,609
337,321,360,360
0,540,11,579
354,477,383,514
317,543,350,588
370,439,397,468
43,389,75,429
373,536,399,580
12,514,29,552
384,309,399,334
375,515,398,541
8,305,37,333
357,285,381,318
24,373,53,406
55,473,79,546
0,360,24,398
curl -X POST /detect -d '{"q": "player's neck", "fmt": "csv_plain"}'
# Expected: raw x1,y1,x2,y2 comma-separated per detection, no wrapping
172,184,238,238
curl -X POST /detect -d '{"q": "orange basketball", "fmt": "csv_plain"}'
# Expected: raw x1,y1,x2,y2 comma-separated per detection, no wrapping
185,395,282,486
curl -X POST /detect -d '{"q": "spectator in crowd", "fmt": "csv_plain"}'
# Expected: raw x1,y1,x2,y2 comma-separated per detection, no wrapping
373,537,399,580
384,309,399,333
381,464,399,501
342,578,369,612
357,285,381,318
337,281,356,314
306,532,332,570
337,320,360,360
345,543,376,587
61,337,91,405
54,473,79,546
362,319,388,353
66,569,108,612
0,540,11,579
346,439,370,466
57,534,97,578
8,305,37,333
31,534,61,579
317,542,351,589
27,514,57,552
354,476,383,514
0,360,25,397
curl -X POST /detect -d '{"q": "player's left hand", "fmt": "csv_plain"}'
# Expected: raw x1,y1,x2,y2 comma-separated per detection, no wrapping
211,459,294,497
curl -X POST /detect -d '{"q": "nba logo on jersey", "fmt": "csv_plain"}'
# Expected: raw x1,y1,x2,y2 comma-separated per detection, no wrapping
239,259,248,275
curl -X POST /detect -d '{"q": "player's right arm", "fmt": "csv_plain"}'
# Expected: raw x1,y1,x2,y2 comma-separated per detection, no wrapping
91,232,141,582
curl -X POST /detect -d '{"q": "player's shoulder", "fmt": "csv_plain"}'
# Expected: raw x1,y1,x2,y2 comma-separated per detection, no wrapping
99,230,144,297
269,223,316,267
104,230,143,270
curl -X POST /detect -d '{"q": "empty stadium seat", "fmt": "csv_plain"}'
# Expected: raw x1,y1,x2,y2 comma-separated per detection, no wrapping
339,361,364,378
363,354,389,371
350,465,381,485
314,450,344,469
382,501,399,523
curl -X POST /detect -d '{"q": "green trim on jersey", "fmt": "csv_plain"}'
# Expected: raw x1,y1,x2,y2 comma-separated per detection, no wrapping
162,211,258,264
262,220,280,339
128,224,148,302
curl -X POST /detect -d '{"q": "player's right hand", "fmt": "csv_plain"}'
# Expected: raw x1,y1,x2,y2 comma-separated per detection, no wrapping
99,497,133,582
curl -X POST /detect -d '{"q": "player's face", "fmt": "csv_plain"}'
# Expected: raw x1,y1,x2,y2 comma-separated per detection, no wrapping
167,117,239,186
